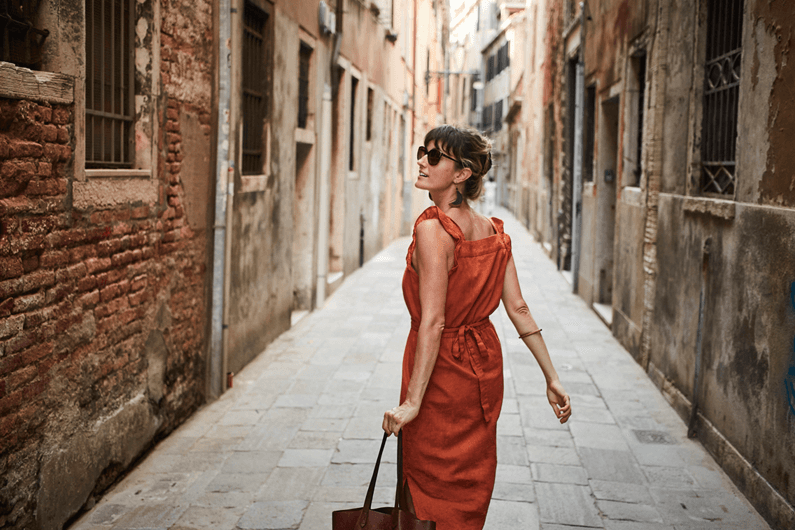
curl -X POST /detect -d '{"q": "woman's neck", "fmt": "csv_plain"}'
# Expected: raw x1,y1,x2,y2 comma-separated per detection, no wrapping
431,186,468,213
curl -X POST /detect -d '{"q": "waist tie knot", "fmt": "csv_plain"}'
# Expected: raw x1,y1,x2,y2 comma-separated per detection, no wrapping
451,319,490,362
410,317,497,422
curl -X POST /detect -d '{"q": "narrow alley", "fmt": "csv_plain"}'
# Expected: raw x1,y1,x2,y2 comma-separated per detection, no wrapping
70,210,768,530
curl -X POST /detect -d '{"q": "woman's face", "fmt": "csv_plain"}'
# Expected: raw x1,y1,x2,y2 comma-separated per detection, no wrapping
415,140,459,193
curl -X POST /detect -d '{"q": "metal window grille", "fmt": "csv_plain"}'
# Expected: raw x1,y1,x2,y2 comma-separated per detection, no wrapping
85,0,134,168
242,2,267,175
298,42,311,129
1,0,49,67
700,0,743,195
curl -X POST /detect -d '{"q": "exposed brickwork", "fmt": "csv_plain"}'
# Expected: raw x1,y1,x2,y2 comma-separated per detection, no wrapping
0,57,210,530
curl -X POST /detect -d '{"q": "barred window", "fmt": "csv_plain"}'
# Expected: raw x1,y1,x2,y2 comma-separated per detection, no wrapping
85,0,134,168
700,0,743,196
242,1,268,175
583,85,596,182
483,104,492,132
1,0,49,67
298,42,312,129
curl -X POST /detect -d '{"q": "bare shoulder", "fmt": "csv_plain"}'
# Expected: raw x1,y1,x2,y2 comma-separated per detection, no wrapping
415,218,455,257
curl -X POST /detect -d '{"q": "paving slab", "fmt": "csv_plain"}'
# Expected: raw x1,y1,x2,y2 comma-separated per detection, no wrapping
70,209,769,530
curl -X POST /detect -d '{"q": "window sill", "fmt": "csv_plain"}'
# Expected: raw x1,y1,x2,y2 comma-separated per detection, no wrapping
85,169,151,179
0,61,74,104
73,176,158,210
295,128,315,145
682,196,735,220
240,175,270,193
620,186,643,207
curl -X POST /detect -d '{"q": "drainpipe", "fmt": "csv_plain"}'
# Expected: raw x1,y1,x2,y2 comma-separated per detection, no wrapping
209,0,232,398
688,237,711,438
316,83,332,308
571,2,586,294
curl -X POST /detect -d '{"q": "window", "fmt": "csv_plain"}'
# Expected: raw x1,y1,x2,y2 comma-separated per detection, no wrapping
483,104,492,132
470,74,479,112
1,0,49,67
349,75,358,171
242,2,268,175
85,0,134,168
494,99,503,132
629,51,646,187
487,55,494,81
366,87,374,141
700,0,743,195
297,42,312,129
583,85,596,182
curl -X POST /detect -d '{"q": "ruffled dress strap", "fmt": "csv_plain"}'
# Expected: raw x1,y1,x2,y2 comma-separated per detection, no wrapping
489,216,512,253
405,206,464,269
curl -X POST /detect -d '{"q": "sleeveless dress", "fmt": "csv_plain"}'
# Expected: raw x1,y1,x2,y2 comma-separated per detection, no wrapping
400,206,512,530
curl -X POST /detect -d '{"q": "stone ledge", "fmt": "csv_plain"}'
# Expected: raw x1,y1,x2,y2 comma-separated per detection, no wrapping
0,61,75,104
682,196,736,220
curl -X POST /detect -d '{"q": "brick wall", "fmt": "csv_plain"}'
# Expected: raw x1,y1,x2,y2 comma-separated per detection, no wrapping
0,91,210,527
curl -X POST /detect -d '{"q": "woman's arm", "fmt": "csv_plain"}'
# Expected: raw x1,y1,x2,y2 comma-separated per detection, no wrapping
383,220,453,436
501,256,572,423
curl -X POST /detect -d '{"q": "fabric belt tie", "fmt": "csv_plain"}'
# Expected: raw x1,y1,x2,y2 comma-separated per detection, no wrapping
410,317,495,422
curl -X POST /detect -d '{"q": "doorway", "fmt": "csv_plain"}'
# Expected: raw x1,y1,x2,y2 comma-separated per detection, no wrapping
596,96,619,311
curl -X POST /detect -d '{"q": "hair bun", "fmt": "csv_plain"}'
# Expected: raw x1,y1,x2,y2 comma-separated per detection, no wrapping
483,152,492,175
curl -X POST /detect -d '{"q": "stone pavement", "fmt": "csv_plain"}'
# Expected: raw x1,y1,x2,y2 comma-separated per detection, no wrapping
71,209,770,530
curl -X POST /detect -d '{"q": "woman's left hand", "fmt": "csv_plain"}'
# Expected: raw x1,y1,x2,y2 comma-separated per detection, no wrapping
547,379,572,424
382,402,421,436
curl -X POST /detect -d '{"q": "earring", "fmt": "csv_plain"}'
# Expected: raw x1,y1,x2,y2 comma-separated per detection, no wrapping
451,187,464,206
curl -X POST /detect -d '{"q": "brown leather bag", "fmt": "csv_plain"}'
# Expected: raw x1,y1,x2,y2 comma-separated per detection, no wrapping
332,432,436,530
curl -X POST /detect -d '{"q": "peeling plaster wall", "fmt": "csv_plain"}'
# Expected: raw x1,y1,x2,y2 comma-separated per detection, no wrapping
651,196,795,521
648,1,795,526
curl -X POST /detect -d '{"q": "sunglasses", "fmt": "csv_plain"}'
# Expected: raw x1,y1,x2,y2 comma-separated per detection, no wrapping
417,145,462,166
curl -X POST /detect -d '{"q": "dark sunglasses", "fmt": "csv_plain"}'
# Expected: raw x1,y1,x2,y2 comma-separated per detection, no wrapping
417,145,461,166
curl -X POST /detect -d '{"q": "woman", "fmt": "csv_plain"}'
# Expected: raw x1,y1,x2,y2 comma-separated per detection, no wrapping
382,125,572,529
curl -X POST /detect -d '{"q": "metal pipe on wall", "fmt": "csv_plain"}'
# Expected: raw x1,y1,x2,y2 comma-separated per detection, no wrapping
209,0,232,399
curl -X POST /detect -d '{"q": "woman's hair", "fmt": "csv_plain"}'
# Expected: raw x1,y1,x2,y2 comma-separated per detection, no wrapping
424,125,493,202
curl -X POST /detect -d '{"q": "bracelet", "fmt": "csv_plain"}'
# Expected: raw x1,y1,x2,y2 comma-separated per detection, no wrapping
518,329,542,339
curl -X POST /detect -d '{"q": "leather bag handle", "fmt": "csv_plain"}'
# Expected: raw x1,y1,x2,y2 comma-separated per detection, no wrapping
357,432,389,528
395,431,407,510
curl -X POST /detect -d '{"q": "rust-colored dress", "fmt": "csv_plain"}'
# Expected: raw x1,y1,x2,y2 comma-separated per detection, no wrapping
400,206,512,530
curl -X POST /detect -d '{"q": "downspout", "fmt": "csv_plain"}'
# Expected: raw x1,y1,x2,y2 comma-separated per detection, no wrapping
210,0,232,398
571,2,585,294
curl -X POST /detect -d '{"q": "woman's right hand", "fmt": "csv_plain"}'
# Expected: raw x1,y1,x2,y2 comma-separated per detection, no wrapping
546,379,571,424
382,402,420,436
